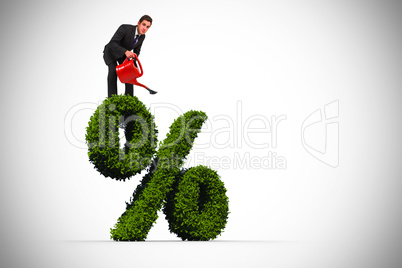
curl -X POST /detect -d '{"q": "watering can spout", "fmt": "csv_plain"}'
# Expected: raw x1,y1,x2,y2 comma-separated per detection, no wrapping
116,55,157,95
146,88,158,95
129,79,157,94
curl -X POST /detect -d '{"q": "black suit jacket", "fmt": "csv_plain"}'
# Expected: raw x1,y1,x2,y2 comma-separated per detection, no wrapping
103,24,145,65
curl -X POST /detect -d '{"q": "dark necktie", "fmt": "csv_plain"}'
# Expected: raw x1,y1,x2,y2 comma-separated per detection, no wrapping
132,35,139,47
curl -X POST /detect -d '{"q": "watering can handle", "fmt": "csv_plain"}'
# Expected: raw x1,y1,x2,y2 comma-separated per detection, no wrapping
125,54,143,78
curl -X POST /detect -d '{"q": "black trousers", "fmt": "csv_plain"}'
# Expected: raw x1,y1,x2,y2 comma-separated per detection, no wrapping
107,58,133,98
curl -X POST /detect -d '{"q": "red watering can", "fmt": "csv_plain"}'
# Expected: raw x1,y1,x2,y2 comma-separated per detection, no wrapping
116,54,157,95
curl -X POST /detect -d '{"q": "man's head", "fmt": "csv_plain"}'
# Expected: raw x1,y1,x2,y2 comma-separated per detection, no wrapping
137,15,152,35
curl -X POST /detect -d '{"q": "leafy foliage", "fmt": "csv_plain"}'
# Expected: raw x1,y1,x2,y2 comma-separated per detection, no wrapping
164,166,229,241
85,95,158,181
86,96,229,241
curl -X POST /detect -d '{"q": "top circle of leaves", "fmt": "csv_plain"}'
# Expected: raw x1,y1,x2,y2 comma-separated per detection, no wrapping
85,95,158,181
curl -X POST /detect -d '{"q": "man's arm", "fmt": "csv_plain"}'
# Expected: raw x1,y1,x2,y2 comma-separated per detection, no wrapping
108,25,129,58
125,51,137,58
126,35,145,59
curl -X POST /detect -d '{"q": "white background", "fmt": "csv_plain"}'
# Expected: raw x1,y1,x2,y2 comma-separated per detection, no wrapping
1,0,401,267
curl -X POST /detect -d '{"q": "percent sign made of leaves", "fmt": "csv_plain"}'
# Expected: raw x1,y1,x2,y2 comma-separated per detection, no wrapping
85,95,229,241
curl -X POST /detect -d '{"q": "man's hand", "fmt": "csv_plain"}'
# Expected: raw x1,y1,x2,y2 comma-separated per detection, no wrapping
125,51,137,59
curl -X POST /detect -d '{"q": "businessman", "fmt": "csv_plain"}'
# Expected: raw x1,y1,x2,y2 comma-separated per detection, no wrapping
103,15,152,97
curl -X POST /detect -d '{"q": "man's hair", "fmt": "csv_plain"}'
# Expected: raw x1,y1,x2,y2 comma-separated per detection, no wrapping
139,15,153,25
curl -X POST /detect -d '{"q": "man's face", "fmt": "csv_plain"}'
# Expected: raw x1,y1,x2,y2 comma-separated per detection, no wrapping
137,20,151,35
